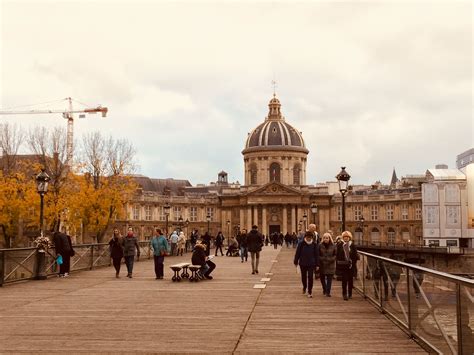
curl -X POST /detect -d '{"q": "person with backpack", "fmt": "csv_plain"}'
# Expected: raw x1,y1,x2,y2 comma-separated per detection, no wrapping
247,225,263,274
294,231,319,298
150,228,170,279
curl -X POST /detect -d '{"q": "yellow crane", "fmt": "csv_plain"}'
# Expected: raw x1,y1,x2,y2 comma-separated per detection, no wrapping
0,97,108,165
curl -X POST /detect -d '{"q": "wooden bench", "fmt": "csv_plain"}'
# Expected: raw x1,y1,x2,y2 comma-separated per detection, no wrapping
188,265,202,282
169,263,191,282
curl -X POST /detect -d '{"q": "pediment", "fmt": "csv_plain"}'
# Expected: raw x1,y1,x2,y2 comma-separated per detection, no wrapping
247,182,302,196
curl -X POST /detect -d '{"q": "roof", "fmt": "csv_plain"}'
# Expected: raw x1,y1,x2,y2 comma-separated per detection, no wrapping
132,175,192,195
426,169,466,181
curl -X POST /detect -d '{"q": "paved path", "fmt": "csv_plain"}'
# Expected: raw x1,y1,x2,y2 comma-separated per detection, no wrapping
0,245,425,353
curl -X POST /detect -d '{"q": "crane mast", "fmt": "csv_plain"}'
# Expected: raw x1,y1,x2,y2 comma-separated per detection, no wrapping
0,98,108,166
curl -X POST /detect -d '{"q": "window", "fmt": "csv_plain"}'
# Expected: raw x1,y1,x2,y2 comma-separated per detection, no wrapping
386,204,394,220
371,205,378,221
336,206,342,221
269,162,281,183
401,228,410,242
445,184,460,203
370,228,380,243
415,204,422,220
401,204,408,220
425,206,438,224
173,206,182,221
354,227,363,243
354,205,363,221
189,206,198,222
206,207,215,221
158,206,165,222
447,206,460,225
145,206,152,221
133,205,140,220
293,164,301,185
250,164,257,185
387,228,396,244
446,240,458,247
428,240,440,247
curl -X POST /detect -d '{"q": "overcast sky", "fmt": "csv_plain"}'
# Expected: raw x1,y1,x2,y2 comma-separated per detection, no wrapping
1,0,472,186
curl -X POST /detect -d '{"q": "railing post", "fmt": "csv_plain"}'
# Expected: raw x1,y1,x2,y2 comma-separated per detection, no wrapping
362,254,366,297
0,251,4,286
407,267,413,338
90,246,94,270
456,283,463,355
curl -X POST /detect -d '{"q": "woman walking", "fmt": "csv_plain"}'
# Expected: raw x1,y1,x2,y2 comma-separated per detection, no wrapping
150,228,169,279
109,228,124,278
294,231,319,298
336,231,355,300
177,231,186,256
123,227,140,278
319,232,336,297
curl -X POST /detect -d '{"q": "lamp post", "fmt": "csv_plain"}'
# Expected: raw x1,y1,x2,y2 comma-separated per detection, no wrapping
177,216,184,233
336,166,351,232
235,224,240,237
298,220,302,232
163,202,171,236
303,212,308,231
226,219,230,246
36,169,50,237
206,213,211,234
358,215,365,244
310,202,318,225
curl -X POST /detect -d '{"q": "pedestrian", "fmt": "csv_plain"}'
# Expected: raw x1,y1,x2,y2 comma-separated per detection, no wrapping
177,231,186,256
108,228,124,278
53,231,75,277
307,224,320,244
192,242,216,279
294,231,319,298
150,228,170,279
201,232,212,256
123,227,140,278
214,231,224,256
169,231,179,256
190,229,199,250
336,231,355,300
237,229,248,263
226,236,238,256
271,232,279,249
319,232,336,297
247,225,263,274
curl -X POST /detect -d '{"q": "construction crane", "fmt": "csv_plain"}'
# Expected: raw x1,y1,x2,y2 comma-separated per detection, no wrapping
0,97,108,166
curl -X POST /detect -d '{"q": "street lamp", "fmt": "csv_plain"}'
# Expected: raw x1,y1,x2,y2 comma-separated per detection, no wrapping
206,213,211,234
336,166,351,232
163,202,171,236
298,220,302,232
310,202,318,225
177,216,184,232
36,169,50,236
358,215,365,244
226,220,230,246
303,212,308,231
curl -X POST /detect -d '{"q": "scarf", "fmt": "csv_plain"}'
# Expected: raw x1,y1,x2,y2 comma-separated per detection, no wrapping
343,242,350,261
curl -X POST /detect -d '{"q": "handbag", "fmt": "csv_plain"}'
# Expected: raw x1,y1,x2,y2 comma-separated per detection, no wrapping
56,255,63,265
160,250,169,256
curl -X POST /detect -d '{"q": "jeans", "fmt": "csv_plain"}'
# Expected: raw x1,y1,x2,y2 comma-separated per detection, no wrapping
124,255,135,274
170,243,177,256
341,267,353,297
240,246,248,261
300,265,314,295
215,245,223,256
319,272,333,295
154,255,164,278
59,254,71,275
250,251,260,272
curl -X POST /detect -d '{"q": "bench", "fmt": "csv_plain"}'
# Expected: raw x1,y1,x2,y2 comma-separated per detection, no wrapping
169,263,191,282
188,265,203,282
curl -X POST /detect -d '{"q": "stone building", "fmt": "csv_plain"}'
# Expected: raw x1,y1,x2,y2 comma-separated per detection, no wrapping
116,95,423,245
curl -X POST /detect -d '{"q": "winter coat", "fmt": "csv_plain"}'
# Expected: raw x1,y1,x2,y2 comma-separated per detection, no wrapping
177,232,186,248
215,233,224,246
122,235,140,257
53,232,74,256
150,235,169,257
236,233,247,248
319,242,336,275
170,232,179,244
192,246,206,266
109,236,124,259
294,240,319,267
336,242,353,271
247,230,263,252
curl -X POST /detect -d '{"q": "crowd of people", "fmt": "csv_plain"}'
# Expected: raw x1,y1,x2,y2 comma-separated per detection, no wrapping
52,223,360,302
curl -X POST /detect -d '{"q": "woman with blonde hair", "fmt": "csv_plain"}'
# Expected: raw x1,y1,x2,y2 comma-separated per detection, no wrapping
336,231,358,300
319,232,336,297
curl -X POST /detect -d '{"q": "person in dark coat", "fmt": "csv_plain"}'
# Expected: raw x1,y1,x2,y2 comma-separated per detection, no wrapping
214,231,224,256
247,225,263,274
236,230,248,263
294,231,319,298
191,243,215,279
319,232,336,297
53,231,75,277
201,232,212,256
108,228,124,278
122,227,140,278
336,231,356,300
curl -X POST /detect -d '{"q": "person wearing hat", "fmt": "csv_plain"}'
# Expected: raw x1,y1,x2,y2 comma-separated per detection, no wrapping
247,225,263,274
191,242,216,279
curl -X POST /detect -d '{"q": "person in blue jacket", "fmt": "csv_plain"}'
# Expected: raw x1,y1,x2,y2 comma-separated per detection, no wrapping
150,228,170,279
294,231,319,298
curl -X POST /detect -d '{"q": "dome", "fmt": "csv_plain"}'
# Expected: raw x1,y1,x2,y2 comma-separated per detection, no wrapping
243,96,308,154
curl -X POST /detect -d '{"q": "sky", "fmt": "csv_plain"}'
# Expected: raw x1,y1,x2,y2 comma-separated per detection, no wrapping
1,0,472,186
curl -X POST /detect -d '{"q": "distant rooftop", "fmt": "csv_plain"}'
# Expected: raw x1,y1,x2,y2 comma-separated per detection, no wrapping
426,169,466,181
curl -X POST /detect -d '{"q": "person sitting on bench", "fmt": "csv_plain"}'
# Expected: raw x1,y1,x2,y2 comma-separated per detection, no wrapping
192,242,215,279
226,236,239,256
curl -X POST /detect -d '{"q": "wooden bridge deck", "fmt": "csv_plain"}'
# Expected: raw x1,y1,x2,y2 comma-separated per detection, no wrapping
0,246,425,354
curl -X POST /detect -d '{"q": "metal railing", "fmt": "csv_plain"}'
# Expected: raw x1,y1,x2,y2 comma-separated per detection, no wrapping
355,251,474,354
0,242,153,286
356,241,464,254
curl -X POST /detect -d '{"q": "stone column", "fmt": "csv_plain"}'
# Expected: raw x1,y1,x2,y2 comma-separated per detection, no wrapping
282,206,288,234
297,206,303,229
253,206,259,228
262,206,267,236
247,207,252,231
240,208,245,231
291,205,296,234
221,209,226,233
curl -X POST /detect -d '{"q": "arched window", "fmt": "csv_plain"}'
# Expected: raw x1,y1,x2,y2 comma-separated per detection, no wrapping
387,228,396,245
370,227,380,243
269,162,281,183
293,164,301,185
250,164,257,185
354,227,363,243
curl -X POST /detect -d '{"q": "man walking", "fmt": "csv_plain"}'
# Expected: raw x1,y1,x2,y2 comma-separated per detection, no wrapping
247,225,263,274
169,231,179,256
150,228,169,279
